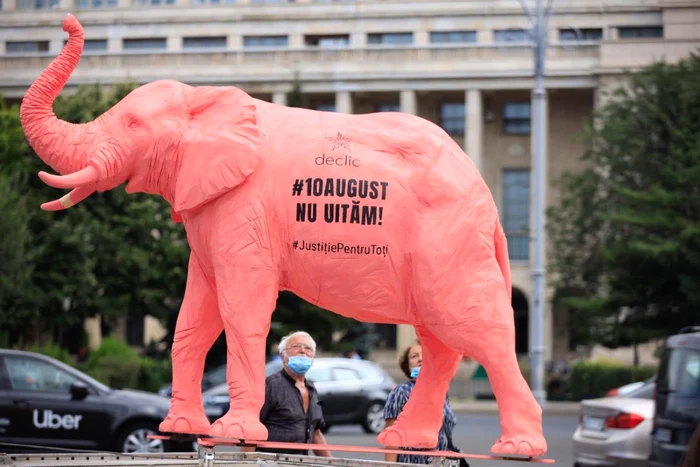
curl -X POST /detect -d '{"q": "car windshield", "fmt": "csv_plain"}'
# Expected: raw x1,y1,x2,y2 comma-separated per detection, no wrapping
657,348,700,397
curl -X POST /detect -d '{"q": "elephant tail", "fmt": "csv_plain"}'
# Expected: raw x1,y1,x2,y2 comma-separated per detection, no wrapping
494,222,513,303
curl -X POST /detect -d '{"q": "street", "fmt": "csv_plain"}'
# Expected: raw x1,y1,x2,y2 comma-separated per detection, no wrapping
219,413,579,466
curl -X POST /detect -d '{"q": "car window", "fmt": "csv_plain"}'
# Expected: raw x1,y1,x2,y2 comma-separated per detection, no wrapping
306,366,332,383
626,382,656,400
333,367,360,381
658,348,700,397
5,356,80,393
204,366,227,387
679,351,700,397
356,364,387,381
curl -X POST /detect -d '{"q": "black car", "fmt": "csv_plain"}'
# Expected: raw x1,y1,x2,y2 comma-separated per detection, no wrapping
649,326,700,467
0,349,220,453
202,357,397,434
158,364,227,398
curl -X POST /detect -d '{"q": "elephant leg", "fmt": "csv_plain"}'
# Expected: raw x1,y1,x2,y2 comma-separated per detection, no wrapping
422,256,547,457
377,326,461,449
159,254,222,436
208,265,277,441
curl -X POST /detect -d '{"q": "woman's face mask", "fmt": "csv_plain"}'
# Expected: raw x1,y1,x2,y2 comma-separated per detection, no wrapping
410,366,421,379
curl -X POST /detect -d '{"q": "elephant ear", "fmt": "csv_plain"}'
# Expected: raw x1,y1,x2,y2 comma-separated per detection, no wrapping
173,86,261,215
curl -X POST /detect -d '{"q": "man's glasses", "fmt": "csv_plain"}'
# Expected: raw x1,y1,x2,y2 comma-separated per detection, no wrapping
286,343,315,355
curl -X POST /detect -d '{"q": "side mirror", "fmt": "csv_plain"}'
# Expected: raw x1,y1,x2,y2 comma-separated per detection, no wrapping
70,381,90,400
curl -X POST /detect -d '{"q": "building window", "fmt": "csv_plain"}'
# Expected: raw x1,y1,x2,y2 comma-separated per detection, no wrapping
429,31,477,44
123,38,168,50
502,169,530,261
183,36,227,49
559,28,603,41
503,103,531,135
132,0,175,5
494,29,529,43
6,41,50,53
375,104,400,113
63,39,108,51
304,35,350,48
243,36,288,47
316,104,336,112
618,26,663,39
439,103,465,136
17,0,59,8
75,0,117,7
367,33,413,46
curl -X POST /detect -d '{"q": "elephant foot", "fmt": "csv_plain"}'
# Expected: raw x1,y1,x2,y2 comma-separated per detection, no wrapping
377,424,438,449
490,434,548,458
209,412,268,441
159,409,211,436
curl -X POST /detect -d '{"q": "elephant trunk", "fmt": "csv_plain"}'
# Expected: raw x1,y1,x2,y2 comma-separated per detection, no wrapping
19,14,92,175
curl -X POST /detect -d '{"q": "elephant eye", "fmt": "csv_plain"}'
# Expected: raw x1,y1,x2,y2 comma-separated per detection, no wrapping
127,118,140,129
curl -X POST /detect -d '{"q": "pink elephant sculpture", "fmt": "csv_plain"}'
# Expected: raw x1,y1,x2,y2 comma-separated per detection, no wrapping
19,15,547,457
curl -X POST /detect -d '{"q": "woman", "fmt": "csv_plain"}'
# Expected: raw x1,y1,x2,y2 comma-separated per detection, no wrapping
383,341,460,465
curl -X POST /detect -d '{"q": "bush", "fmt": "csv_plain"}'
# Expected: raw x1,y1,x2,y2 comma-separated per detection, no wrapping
83,338,141,389
23,342,73,365
568,360,657,400
138,356,172,393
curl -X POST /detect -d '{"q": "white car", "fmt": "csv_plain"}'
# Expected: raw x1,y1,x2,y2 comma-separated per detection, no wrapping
573,379,655,467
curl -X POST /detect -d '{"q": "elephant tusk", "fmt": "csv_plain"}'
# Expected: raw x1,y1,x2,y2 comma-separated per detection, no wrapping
40,185,96,211
38,165,98,189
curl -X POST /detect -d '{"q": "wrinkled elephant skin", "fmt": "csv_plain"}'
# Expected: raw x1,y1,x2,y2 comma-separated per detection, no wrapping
19,14,547,458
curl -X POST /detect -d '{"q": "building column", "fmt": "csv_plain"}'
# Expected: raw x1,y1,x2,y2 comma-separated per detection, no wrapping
396,325,417,358
335,91,353,114
466,89,484,173
84,316,102,351
400,90,417,115
273,92,287,106
2,0,17,10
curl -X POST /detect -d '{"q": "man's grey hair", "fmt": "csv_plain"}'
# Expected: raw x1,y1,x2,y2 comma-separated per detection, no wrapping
278,331,317,354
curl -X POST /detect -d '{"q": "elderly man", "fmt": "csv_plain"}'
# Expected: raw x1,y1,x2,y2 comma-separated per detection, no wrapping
242,331,331,457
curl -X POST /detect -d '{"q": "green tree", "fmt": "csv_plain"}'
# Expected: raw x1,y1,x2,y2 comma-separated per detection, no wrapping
0,83,189,347
547,53,700,357
286,73,310,109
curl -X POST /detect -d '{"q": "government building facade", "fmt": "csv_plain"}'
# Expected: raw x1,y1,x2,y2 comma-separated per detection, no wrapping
1,0,698,362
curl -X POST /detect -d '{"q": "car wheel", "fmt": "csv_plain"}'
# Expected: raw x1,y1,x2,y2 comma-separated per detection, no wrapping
116,422,167,454
362,401,386,434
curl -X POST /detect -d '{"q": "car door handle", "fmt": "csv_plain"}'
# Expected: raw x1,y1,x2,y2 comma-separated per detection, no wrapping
12,399,30,407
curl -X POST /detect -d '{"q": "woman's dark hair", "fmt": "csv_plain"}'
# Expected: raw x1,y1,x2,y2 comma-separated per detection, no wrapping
398,341,420,379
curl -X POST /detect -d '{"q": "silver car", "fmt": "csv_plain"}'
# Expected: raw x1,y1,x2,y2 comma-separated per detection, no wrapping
573,378,655,467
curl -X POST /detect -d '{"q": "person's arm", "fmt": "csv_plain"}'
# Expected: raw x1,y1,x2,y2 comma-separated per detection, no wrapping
382,386,406,462
383,418,398,462
311,429,332,457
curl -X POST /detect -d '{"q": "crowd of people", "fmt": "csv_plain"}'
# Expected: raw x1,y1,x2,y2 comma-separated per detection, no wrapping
251,330,467,466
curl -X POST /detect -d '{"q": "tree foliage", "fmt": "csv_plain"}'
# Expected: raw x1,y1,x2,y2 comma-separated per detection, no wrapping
1,81,358,357
547,53,700,351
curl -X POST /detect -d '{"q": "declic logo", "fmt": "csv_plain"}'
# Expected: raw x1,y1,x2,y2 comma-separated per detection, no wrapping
315,153,360,167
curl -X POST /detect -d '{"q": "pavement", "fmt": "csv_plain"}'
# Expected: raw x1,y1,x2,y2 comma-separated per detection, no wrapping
449,399,581,415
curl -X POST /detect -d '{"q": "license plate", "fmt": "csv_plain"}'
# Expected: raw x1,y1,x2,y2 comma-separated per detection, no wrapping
583,416,605,431
655,428,672,443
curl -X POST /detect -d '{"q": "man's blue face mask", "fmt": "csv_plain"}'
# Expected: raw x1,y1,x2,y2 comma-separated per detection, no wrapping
410,366,420,379
287,355,313,375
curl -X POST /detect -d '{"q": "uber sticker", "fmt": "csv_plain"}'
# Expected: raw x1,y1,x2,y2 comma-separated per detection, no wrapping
33,410,82,430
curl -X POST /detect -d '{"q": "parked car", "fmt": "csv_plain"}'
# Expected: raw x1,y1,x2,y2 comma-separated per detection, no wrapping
203,357,396,434
0,349,219,454
649,326,700,467
572,378,656,467
158,364,227,398
606,380,647,398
